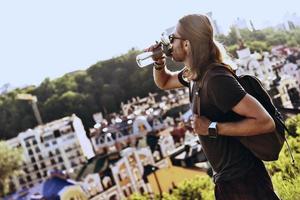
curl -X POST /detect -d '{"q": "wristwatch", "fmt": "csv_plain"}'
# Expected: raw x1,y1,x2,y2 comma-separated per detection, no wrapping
208,122,218,139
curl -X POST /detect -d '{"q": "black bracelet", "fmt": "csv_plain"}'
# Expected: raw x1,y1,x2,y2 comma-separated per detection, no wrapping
154,62,165,70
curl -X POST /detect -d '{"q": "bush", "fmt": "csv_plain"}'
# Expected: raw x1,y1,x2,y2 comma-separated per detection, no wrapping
265,114,300,200
171,175,214,200
128,175,214,200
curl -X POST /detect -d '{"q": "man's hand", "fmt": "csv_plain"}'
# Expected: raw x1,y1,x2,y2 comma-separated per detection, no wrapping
192,115,211,136
144,43,165,65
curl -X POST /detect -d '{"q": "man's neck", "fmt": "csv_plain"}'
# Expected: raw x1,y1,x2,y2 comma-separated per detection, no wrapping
183,58,193,70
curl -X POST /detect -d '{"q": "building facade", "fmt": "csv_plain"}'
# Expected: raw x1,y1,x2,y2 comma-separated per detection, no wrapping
6,114,94,191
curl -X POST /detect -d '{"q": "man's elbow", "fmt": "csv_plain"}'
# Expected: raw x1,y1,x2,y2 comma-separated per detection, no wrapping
262,117,276,133
155,80,171,90
155,83,167,90
154,78,168,90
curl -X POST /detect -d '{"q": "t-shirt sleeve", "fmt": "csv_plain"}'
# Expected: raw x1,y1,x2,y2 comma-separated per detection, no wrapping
178,69,190,88
207,73,246,113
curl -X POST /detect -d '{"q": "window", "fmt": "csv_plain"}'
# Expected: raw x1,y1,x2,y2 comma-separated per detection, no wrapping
26,176,32,182
139,187,145,194
34,164,38,170
28,149,33,155
53,130,61,138
109,195,117,200
35,147,40,153
41,162,46,168
37,172,42,179
58,157,63,163
19,178,26,184
65,147,72,152
23,168,29,173
71,161,77,167
55,149,60,154
128,187,133,194
32,140,37,145
123,190,128,197
31,157,36,163
69,122,75,132
25,141,30,147
50,159,56,165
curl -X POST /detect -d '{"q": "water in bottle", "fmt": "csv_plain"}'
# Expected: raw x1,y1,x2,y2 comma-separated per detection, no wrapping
136,48,163,68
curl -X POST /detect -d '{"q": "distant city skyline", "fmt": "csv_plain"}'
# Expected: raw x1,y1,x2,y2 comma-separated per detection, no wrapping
0,0,299,88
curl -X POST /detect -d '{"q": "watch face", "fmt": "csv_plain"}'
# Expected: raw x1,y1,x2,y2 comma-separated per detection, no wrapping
208,127,218,138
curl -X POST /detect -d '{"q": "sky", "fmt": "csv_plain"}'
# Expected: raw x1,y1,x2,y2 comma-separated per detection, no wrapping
0,0,299,88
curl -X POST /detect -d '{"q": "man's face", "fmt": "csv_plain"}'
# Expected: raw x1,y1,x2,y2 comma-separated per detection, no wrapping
170,24,188,63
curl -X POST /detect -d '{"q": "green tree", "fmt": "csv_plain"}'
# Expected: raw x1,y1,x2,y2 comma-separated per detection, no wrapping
226,44,239,58
0,141,24,196
172,175,214,200
33,78,56,102
246,41,269,53
224,26,239,46
129,175,214,200
265,30,288,46
265,114,300,200
285,114,300,136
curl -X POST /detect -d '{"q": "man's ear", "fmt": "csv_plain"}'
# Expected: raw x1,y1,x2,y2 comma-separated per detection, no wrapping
184,40,191,52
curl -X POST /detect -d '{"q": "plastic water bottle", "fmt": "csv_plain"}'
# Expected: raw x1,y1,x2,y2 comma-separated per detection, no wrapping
136,48,163,68
136,26,175,68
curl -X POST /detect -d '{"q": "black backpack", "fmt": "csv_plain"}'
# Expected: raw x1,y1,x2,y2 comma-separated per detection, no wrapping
194,63,294,162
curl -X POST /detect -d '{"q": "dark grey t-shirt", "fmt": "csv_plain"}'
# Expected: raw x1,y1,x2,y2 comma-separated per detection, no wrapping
178,68,261,183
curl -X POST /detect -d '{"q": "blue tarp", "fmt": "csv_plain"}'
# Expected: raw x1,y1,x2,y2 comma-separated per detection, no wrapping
42,177,73,200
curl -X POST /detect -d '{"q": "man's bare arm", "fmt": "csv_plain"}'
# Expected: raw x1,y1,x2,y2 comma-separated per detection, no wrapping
153,66,184,90
217,94,275,136
193,94,276,136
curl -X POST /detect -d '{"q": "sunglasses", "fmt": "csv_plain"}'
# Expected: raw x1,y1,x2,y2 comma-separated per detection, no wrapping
169,34,185,43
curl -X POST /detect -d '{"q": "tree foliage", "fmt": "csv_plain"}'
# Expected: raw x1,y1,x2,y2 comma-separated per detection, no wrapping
217,27,300,57
129,175,214,200
265,114,300,200
0,141,24,196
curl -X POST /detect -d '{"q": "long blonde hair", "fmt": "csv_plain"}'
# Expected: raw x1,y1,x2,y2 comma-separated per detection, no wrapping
178,14,231,80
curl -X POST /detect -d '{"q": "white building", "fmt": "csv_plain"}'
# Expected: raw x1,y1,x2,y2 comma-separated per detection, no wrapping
236,47,300,108
6,114,94,191
282,62,300,90
79,147,155,200
90,115,152,155
276,75,299,108
236,48,272,88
